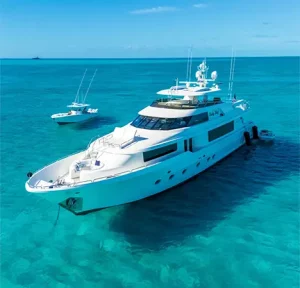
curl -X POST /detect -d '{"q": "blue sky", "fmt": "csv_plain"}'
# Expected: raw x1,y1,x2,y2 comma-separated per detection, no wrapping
1,0,299,58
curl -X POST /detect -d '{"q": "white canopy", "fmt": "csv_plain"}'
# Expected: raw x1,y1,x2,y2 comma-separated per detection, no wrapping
67,103,90,108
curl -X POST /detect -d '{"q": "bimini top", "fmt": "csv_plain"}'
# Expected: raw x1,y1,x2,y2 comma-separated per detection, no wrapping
67,102,90,108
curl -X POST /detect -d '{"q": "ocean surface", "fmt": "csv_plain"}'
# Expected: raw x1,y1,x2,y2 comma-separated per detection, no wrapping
0,57,299,288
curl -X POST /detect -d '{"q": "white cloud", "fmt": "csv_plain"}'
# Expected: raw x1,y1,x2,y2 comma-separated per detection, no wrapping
193,3,207,8
130,6,178,15
285,40,300,43
253,34,278,39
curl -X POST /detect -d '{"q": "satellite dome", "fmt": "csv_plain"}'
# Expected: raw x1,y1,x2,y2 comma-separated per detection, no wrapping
195,70,201,79
211,71,218,80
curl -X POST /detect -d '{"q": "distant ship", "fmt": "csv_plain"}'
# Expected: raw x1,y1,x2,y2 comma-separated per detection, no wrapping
32,56,40,60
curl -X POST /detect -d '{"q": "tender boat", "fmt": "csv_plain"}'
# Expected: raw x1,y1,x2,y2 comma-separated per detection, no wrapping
259,130,275,141
25,58,258,215
51,103,98,125
51,69,98,125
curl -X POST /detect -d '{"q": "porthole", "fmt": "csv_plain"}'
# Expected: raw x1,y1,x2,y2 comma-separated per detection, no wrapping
169,174,174,180
182,169,187,174
155,179,161,185
196,162,200,167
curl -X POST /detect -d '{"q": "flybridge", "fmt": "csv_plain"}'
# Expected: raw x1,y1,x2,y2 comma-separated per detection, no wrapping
156,59,220,100
154,59,223,109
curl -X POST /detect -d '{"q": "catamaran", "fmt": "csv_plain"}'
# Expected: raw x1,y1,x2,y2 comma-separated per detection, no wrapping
51,69,99,125
26,56,263,215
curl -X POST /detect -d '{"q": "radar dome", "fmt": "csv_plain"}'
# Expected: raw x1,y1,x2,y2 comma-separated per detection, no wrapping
195,70,201,79
211,71,218,80
199,62,205,70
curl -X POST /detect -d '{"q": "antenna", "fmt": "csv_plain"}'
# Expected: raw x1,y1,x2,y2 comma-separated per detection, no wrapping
186,46,193,82
74,69,87,103
228,50,233,95
83,69,98,103
228,49,236,100
189,46,193,82
186,47,191,81
205,58,209,80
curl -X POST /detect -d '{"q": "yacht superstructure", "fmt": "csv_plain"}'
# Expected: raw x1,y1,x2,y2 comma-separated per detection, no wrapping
25,59,257,215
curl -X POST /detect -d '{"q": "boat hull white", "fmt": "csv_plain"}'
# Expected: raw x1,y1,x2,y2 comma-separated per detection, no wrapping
259,130,275,142
51,113,98,124
26,122,254,214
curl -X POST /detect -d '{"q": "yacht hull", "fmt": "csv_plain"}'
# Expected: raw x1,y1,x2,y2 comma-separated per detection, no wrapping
26,123,254,214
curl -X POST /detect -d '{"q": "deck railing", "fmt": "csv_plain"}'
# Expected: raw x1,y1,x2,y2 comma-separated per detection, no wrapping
29,163,150,189
151,98,223,109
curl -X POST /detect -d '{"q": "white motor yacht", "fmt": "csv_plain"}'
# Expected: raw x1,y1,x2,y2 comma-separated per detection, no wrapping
26,59,261,215
51,69,98,125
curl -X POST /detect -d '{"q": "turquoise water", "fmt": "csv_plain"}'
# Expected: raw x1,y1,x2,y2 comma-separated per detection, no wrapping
1,57,299,288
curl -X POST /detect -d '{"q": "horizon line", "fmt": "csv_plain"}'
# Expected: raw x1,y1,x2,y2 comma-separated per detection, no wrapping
1,55,299,60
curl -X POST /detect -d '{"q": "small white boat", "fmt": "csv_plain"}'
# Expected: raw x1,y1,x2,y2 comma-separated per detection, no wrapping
259,130,275,141
51,103,98,125
51,69,98,125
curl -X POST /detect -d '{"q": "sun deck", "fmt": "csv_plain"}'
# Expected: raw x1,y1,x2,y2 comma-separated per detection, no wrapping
151,97,223,110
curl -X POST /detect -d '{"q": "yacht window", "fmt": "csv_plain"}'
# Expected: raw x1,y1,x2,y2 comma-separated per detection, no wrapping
188,112,209,126
145,117,159,129
143,143,177,162
208,121,234,142
184,140,188,152
131,115,145,127
160,118,175,130
131,115,192,130
170,117,192,129
138,117,152,129
189,138,193,152
152,118,166,130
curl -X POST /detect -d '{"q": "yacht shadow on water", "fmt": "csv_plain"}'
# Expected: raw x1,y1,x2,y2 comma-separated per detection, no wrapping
109,137,300,251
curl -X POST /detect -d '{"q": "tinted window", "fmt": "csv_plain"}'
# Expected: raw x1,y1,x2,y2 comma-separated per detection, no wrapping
144,117,159,129
152,118,166,130
143,143,177,162
188,113,209,126
189,138,193,152
138,117,151,129
131,116,192,130
131,113,209,130
208,121,234,142
170,117,191,129
160,118,175,130
131,115,145,127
